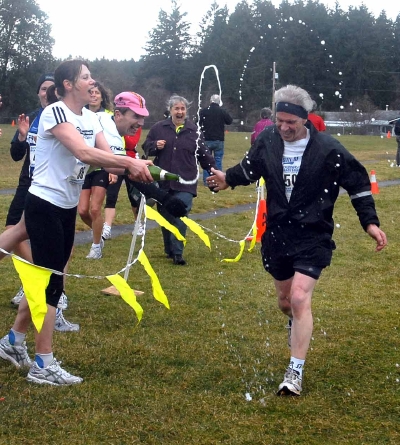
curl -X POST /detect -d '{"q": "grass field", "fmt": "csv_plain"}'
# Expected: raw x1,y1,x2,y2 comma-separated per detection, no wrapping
0,126,399,444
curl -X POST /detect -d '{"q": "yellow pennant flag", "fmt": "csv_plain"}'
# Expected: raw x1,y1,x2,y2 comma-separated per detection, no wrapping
180,217,211,250
12,257,51,333
145,205,186,244
248,224,257,252
223,240,246,263
106,274,144,322
138,250,170,309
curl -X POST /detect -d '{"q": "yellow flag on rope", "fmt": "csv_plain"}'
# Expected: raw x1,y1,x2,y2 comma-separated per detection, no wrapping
248,224,257,252
12,257,51,333
223,240,246,263
181,217,211,250
138,250,170,309
106,274,144,322
145,205,186,245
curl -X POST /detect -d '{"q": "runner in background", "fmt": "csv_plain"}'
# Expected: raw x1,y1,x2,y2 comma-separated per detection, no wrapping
102,127,144,240
78,81,117,259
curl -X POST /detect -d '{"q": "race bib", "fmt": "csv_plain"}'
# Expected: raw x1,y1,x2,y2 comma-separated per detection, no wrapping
27,132,37,177
68,159,89,184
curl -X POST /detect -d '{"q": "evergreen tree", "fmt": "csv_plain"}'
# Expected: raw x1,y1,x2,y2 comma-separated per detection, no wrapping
141,0,194,92
0,0,55,115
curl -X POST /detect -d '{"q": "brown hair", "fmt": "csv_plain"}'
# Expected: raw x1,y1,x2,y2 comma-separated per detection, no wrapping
55,59,89,97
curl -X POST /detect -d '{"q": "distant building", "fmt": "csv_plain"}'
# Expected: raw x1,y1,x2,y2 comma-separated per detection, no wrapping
323,110,399,136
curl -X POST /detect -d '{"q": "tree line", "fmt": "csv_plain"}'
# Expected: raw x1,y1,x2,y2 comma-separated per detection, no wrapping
1,0,400,125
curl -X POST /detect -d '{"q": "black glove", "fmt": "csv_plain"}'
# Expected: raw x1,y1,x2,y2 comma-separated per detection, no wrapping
161,194,187,218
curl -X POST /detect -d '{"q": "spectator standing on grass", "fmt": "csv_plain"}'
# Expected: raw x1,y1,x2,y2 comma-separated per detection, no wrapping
0,59,153,386
394,117,400,166
307,100,326,131
251,107,274,144
199,94,232,186
207,84,387,397
143,95,215,266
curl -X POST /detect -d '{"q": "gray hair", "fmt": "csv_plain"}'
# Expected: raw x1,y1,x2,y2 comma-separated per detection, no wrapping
311,100,318,112
260,107,272,119
210,94,221,105
275,85,313,112
167,95,191,110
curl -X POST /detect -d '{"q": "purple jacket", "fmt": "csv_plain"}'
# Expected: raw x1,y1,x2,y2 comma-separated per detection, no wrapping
251,118,274,144
142,119,216,196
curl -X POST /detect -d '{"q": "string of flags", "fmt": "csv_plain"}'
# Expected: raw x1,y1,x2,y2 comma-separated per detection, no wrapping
4,185,267,332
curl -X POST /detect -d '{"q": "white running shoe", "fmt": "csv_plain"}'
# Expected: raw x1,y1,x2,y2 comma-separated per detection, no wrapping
58,292,68,310
54,311,80,332
10,287,24,306
102,223,112,240
86,245,102,259
277,368,302,396
132,222,144,236
137,223,145,236
27,358,83,386
0,334,32,368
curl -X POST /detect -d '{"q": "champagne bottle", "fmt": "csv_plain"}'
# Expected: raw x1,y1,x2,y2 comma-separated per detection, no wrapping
148,165,180,181
125,165,180,181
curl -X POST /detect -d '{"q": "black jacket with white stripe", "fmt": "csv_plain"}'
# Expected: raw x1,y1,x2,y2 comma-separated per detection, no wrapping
226,122,379,235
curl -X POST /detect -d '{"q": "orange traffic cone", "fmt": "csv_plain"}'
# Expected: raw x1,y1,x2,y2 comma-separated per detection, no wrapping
387,131,391,138
11,120,15,126
370,170,379,194
256,199,267,242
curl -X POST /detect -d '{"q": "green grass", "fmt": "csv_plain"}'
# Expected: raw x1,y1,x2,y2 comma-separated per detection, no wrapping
0,128,400,444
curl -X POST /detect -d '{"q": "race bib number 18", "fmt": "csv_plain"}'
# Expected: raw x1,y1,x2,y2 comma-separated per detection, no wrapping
68,159,89,184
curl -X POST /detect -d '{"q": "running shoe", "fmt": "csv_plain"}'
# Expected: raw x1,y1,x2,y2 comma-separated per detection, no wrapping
102,223,112,240
10,286,24,306
54,311,80,332
0,334,32,368
286,318,293,348
132,222,144,236
277,368,302,396
27,358,83,386
137,223,145,236
86,245,102,259
58,292,68,310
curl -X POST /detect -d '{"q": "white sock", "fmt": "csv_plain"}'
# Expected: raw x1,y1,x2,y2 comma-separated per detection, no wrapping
9,329,26,346
92,243,101,248
35,352,54,368
289,356,305,377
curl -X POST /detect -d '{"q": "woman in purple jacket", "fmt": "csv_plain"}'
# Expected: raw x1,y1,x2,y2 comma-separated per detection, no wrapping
142,95,215,265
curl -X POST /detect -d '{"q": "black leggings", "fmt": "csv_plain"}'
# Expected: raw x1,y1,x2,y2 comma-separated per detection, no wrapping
105,175,142,209
24,192,77,307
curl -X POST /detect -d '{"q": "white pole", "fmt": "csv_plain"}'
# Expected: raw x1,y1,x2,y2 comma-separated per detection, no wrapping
124,195,145,281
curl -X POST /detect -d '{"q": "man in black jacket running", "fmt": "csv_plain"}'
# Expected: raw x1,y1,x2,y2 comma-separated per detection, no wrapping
207,84,387,397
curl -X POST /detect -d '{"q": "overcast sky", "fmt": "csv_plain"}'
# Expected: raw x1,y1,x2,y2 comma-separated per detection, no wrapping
36,0,397,62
